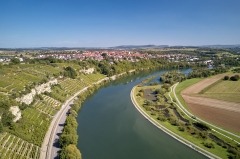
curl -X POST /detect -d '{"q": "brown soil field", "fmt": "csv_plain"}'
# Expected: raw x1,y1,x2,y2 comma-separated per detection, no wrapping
181,73,240,133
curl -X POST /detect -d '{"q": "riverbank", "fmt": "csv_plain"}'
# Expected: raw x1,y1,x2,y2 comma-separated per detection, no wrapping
40,70,138,159
130,86,220,159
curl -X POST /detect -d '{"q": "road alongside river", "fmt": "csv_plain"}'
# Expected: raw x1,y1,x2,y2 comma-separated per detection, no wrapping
40,87,89,159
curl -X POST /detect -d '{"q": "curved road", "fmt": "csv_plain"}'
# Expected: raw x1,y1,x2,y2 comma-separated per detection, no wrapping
40,77,110,159
40,87,89,159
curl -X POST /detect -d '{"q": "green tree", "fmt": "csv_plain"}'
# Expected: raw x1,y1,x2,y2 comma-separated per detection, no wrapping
60,144,81,159
62,125,77,134
65,115,78,128
11,58,20,64
64,66,77,79
98,62,111,76
1,110,14,127
70,109,78,118
60,133,78,147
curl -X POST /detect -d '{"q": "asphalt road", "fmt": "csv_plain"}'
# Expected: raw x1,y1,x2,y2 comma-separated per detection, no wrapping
40,87,89,159
50,101,72,159
39,76,119,159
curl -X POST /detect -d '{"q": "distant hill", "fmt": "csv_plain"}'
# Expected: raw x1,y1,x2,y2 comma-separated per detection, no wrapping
111,45,169,49
200,44,240,48
1,44,240,50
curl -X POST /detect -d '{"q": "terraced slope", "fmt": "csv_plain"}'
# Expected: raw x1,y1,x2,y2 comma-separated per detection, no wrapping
0,132,40,159
0,63,106,158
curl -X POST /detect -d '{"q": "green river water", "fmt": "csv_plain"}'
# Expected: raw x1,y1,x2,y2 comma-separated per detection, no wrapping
77,69,207,159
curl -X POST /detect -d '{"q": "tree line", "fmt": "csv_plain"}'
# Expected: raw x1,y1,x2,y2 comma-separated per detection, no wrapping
59,84,103,159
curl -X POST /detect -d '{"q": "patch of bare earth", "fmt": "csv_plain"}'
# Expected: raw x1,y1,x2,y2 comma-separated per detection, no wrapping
181,73,240,133
143,89,156,101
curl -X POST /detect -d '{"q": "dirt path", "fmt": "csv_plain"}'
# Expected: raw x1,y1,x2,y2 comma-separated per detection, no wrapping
181,74,240,133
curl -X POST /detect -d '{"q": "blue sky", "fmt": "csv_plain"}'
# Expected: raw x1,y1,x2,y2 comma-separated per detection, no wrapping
0,0,240,48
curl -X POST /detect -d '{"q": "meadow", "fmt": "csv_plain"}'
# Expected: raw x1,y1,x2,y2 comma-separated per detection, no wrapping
200,80,240,103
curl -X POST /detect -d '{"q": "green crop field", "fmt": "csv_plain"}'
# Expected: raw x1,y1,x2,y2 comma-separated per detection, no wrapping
200,80,240,103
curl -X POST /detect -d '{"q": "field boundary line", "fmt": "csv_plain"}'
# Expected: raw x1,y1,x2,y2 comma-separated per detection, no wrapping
172,82,240,143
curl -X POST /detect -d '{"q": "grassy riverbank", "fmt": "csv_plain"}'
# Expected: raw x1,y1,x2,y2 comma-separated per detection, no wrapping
132,83,240,159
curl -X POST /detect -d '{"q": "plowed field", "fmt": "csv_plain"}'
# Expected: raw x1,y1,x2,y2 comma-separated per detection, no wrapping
181,74,240,133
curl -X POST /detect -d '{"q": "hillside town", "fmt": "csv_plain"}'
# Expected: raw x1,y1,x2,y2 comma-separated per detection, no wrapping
36,50,198,62
0,50,215,67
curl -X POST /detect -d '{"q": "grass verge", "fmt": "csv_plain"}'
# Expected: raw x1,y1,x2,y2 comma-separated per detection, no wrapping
175,78,203,112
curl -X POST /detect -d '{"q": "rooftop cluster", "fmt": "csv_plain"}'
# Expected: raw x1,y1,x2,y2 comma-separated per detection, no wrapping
37,50,198,62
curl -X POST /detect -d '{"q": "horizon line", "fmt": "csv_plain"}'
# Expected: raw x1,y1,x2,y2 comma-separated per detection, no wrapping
1,44,240,49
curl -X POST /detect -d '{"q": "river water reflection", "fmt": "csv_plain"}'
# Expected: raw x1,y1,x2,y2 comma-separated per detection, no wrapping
77,69,207,159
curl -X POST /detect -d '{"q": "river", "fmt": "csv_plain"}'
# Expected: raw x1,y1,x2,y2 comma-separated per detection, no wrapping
77,69,207,159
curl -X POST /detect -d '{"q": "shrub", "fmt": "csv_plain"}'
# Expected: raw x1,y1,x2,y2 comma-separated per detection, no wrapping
194,122,210,131
157,116,166,122
228,147,239,155
230,75,239,81
223,76,229,80
11,58,20,64
150,82,158,86
137,92,143,97
178,126,185,132
203,142,215,148
169,118,179,126
199,131,208,139
19,103,28,110
151,112,156,116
